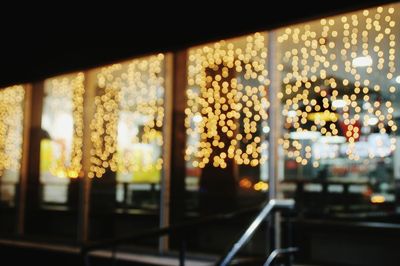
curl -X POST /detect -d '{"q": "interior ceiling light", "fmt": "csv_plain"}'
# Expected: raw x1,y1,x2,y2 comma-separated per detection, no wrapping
352,56,373,67
318,136,346,144
331,99,346,108
290,131,321,140
287,110,297,117
368,116,379,126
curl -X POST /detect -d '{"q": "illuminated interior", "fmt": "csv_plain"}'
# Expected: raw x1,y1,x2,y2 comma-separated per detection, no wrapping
186,33,270,169
1,2,400,256
185,33,271,213
40,73,85,204
0,85,25,206
89,54,166,209
277,4,400,214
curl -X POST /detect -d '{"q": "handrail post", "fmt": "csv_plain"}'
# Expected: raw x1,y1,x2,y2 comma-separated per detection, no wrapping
83,249,90,266
287,211,294,266
179,236,186,266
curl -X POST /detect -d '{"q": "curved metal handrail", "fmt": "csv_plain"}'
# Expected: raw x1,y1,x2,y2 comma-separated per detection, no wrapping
216,199,295,266
263,247,298,266
81,204,262,266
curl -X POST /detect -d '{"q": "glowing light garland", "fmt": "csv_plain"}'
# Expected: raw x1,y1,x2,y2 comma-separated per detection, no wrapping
43,73,85,178
185,33,270,168
89,54,165,178
0,85,25,176
277,5,398,165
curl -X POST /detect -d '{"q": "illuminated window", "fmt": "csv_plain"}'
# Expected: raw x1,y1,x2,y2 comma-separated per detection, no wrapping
185,33,270,214
277,4,400,216
89,54,166,210
40,73,85,204
0,85,25,207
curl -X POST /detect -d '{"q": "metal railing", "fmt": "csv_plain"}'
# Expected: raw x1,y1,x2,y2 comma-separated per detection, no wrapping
81,204,262,266
216,199,295,266
81,199,296,266
264,247,298,266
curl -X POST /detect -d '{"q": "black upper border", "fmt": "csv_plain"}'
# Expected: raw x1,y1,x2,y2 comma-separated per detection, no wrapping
0,0,396,87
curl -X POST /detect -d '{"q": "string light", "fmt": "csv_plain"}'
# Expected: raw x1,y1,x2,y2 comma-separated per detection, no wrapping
0,85,25,177
278,5,397,165
43,73,85,178
185,33,270,168
89,54,165,178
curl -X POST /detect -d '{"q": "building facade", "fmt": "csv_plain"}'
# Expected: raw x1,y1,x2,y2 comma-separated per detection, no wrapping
1,2,400,265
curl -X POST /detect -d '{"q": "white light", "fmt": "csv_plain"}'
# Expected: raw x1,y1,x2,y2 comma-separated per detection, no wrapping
318,136,346,144
117,120,130,148
332,99,346,108
290,131,321,140
263,126,270,133
368,117,379,125
352,56,373,67
193,114,203,123
287,110,297,117
363,102,372,110
53,113,73,141
396,76,400,84
117,112,139,148
368,133,391,157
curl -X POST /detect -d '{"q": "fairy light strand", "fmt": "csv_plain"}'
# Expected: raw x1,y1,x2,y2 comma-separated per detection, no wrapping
185,33,270,168
0,85,25,177
277,5,398,165
89,54,165,178
44,73,85,178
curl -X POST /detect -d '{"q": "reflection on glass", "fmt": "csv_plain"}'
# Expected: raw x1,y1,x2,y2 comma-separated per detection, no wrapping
90,54,165,211
185,33,270,216
0,85,25,207
276,4,400,219
40,73,85,204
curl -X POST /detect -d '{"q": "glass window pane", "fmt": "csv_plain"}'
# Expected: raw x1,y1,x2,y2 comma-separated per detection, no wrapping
26,73,84,240
88,54,166,245
182,33,270,253
0,85,25,235
276,4,400,221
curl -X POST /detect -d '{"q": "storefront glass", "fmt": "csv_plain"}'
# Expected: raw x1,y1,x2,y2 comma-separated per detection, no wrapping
183,33,270,253
25,73,84,240
276,3,400,222
88,54,167,244
0,85,25,235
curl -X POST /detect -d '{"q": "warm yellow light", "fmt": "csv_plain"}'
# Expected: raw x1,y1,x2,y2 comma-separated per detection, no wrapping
307,112,339,122
186,33,270,168
278,5,398,165
371,194,385,204
0,85,25,176
254,181,269,191
43,73,85,179
90,55,165,178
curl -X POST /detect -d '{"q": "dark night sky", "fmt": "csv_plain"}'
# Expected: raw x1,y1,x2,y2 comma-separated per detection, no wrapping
0,0,395,87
